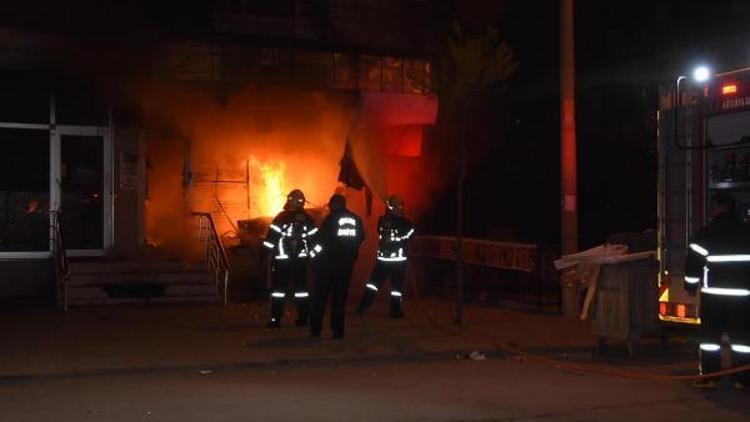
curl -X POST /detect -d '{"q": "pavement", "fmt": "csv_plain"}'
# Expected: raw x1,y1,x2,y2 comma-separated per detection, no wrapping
2,296,749,421
1,296,693,380
3,356,749,422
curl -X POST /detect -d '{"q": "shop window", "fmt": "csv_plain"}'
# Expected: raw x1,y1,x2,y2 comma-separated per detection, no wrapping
382,57,403,92
359,55,382,91
0,128,50,252
333,53,358,90
404,59,431,94
294,50,333,88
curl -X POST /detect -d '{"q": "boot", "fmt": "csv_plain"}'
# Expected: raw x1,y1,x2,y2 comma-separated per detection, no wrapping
267,295,284,328
356,289,377,315
295,298,310,327
266,318,281,329
390,296,404,318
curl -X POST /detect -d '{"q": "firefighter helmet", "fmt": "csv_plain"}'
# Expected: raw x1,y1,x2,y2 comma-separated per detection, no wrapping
329,194,346,211
386,195,404,216
285,189,306,211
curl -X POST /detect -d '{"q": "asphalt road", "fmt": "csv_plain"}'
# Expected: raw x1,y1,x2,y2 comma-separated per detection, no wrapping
2,355,748,422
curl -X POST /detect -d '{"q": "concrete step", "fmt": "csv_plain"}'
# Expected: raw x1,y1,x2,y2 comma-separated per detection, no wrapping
64,282,220,307
67,283,217,299
65,295,218,307
67,272,211,287
68,260,206,275
62,259,220,307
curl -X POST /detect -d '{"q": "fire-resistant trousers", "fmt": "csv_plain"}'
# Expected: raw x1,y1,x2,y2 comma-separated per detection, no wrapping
698,293,750,384
310,260,355,338
356,260,406,317
268,259,310,326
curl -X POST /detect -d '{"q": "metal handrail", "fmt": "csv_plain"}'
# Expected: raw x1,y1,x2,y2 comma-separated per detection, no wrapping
410,235,538,273
50,211,70,310
192,212,231,306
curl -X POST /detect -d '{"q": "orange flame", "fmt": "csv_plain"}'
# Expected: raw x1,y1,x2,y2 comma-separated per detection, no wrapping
26,200,40,214
250,156,286,218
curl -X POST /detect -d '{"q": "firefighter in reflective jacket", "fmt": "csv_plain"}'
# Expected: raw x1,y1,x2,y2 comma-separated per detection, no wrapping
685,192,750,390
310,194,364,339
356,195,415,318
262,189,321,328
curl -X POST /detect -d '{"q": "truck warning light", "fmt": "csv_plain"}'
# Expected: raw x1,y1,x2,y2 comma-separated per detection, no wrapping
721,83,738,95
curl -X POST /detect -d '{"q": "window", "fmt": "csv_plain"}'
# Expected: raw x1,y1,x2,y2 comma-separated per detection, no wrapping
294,50,333,88
359,55,382,91
382,57,403,92
0,128,50,252
0,76,112,255
333,53,358,90
404,59,431,94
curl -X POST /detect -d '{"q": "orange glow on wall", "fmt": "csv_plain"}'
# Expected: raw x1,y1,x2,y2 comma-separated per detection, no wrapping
386,125,423,157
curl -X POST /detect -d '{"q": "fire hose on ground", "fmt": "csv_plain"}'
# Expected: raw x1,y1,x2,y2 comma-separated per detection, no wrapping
405,271,750,382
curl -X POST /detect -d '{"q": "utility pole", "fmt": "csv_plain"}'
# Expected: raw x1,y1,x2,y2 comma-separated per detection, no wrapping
560,0,579,317
455,99,467,325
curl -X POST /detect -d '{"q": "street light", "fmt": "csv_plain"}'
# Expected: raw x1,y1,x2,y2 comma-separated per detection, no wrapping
693,66,710,83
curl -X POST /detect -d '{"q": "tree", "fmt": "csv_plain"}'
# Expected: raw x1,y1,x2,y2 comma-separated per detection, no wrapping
441,22,518,102
438,22,518,324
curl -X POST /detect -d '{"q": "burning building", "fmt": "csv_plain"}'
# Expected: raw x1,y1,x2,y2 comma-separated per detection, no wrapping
0,1,441,303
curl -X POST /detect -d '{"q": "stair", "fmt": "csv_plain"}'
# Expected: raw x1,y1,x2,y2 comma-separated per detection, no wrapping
65,260,218,306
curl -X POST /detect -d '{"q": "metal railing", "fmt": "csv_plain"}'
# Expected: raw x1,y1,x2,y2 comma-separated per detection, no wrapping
193,212,231,306
411,235,539,273
50,211,70,310
410,235,559,311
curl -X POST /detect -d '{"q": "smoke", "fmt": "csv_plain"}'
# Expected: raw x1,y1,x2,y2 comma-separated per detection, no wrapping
134,81,447,256
137,82,354,249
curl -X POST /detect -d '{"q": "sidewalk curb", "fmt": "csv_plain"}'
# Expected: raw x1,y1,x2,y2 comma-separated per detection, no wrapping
0,348,506,383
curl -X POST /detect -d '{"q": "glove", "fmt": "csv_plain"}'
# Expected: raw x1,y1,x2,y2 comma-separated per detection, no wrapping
311,255,324,273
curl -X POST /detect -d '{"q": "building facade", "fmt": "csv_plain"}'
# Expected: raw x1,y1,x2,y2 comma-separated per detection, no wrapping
0,1,439,299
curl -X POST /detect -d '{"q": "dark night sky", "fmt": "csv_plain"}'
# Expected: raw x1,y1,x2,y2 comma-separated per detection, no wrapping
437,0,750,249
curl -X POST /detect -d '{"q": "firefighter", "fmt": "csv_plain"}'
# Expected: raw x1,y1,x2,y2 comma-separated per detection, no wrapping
356,195,415,318
310,194,364,339
262,189,321,328
685,192,750,390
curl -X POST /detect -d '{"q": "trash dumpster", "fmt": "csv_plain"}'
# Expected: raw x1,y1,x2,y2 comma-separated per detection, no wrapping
590,252,660,356
554,244,628,318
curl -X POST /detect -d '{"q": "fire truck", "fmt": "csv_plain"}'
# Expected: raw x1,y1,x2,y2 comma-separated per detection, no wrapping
658,66,750,324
